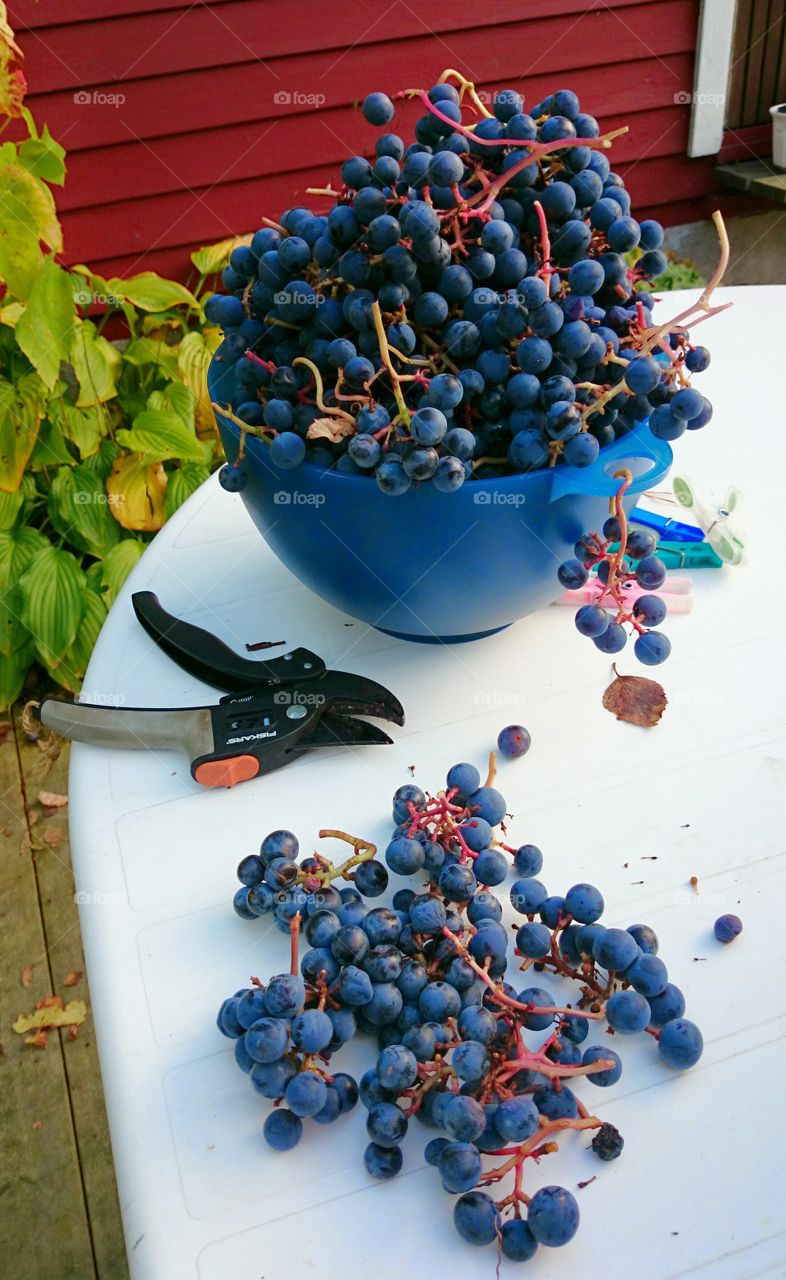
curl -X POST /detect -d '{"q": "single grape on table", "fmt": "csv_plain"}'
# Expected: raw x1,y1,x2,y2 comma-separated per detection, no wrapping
217,753,704,1263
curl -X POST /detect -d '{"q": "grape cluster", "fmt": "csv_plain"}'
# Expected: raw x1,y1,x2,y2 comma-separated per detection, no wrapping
208,70,722,498
217,757,703,1263
559,473,673,664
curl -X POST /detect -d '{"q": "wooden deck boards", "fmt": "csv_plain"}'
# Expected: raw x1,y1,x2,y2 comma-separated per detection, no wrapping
0,714,128,1280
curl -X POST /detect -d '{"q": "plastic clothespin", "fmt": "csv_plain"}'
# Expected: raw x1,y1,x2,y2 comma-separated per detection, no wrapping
630,507,705,543
651,540,724,570
671,476,748,566
557,578,693,613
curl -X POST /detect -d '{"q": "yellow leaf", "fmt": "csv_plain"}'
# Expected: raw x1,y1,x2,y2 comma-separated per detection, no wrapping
307,416,355,442
191,234,252,277
13,999,87,1033
0,162,62,256
0,299,23,325
178,329,222,433
106,453,167,532
0,372,46,491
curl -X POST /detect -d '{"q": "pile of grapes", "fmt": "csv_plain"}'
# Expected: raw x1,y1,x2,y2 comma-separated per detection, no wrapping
217,758,703,1263
209,70,725,498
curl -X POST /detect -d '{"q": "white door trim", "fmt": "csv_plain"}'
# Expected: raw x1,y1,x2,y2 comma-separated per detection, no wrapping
687,0,737,156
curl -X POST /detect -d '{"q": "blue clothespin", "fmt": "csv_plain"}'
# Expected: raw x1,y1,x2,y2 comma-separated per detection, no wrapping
630,507,705,543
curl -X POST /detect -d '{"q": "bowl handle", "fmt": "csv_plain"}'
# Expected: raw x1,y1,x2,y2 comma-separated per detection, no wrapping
549,429,673,503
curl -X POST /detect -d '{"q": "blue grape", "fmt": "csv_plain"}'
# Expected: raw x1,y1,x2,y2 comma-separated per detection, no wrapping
263,1108,303,1150
575,604,610,637
626,952,668,997
364,1141,403,1178
714,913,742,943
647,983,686,1027
565,882,604,923
658,1018,703,1069
527,1185,580,1247
439,1141,482,1192
367,1100,408,1147
285,1070,328,1117
497,724,531,758
634,631,671,665
582,1045,622,1085
593,927,638,972
453,1191,499,1245
606,990,651,1034
501,1220,538,1261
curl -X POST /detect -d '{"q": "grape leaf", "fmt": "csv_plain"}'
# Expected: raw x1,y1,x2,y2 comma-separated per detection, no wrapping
602,667,667,727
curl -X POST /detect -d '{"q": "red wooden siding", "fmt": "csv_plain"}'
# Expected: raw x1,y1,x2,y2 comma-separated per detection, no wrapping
9,0,733,281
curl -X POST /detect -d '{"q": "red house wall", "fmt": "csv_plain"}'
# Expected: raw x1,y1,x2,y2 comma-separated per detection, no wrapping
10,0,730,283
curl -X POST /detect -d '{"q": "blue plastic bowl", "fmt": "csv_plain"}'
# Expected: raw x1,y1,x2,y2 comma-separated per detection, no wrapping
210,358,672,642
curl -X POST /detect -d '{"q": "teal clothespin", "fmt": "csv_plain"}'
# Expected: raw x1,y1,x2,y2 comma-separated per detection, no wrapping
608,540,723,568
652,540,724,569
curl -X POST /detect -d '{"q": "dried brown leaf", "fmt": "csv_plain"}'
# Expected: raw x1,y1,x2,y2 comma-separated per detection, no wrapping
42,825,65,848
21,965,35,988
35,995,64,1011
62,971,83,987
306,415,355,443
602,667,667,727
38,790,68,808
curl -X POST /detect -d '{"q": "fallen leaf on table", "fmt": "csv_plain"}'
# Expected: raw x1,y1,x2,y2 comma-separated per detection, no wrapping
21,965,35,988
26,1031,49,1049
32,1120,43,1130
38,790,68,808
13,999,87,1035
42,825,65,848
602,667,667,727
63,971,83,987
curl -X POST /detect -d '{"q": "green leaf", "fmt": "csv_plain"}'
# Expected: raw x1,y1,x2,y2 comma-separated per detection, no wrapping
0,640,35,710
18,126,67,186
15,259,76,388
27,416,75,469
119,336,180,376
165,462,210,518
148,381,195,432
104,272,200,313
19,544,86,668
0,526,49,657
191,235,252,277
0,474,36,530
50,588,107,692
99,539,145,607
0,371,47,490
52,401,107,459
0,163,61,298
85,561,104,594
81,437,120,482
48,465,122,557
116,408,205,462
69,318,120,405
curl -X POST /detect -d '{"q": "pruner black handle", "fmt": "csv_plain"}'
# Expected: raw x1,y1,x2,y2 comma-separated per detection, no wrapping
131,591,326,693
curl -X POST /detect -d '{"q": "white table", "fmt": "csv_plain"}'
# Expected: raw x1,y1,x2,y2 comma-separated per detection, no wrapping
70,287,786,1280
